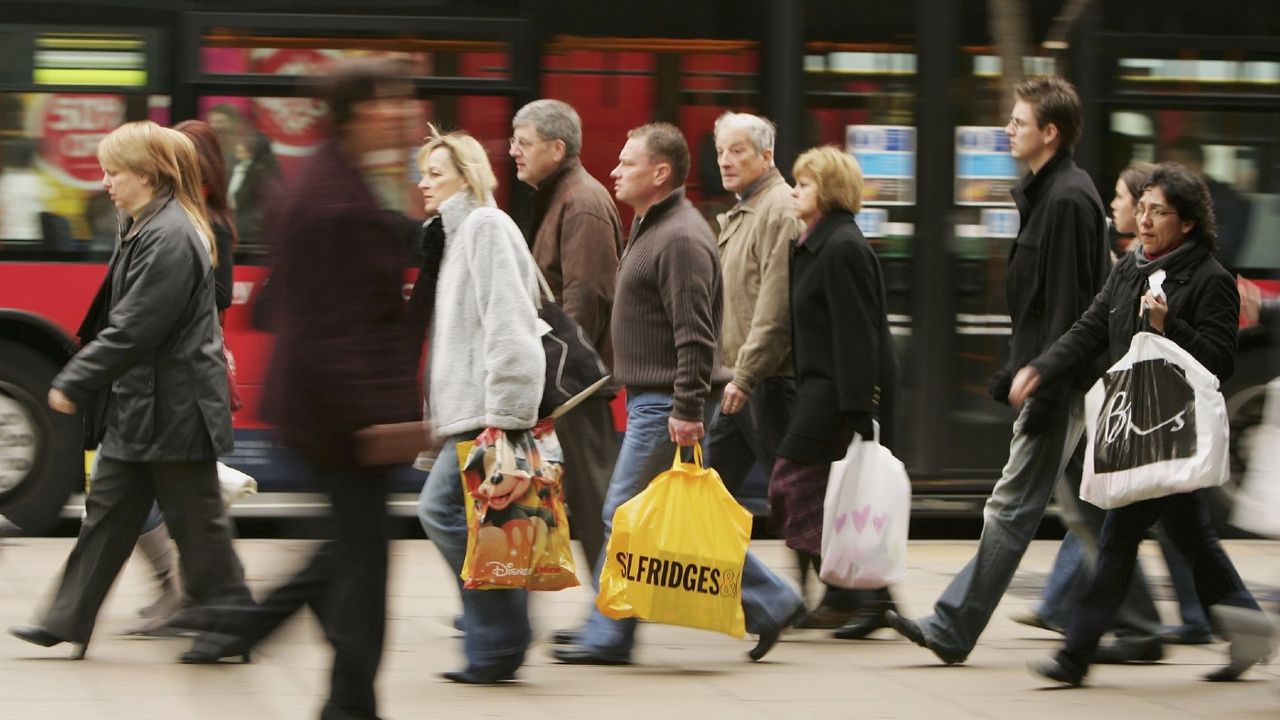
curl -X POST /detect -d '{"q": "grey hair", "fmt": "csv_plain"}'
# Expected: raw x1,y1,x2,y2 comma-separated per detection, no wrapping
713,111,776,155
512,99,582,159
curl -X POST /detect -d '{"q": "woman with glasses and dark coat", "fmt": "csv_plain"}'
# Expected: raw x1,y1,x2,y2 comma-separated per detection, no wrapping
1014,162,1275,687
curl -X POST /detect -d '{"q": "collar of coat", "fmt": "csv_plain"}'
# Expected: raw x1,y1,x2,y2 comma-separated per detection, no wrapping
794,209,856,254
532,157,582,201
121,189,175,243
438,190,488,240
631,185,687,240
1011,149,1074,209
720,168,786,222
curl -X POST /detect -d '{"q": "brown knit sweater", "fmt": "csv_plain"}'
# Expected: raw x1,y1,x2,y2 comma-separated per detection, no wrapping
611,187,731,421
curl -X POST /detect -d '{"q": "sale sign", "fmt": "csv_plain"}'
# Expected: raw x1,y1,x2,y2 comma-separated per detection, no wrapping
38,94,126,188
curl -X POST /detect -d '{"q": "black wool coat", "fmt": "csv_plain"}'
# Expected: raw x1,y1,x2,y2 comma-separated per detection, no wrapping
777,211,898,463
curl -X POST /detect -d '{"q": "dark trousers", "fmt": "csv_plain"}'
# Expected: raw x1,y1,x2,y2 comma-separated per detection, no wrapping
41,456,249,643
704,376,794,495
554,395,620,578
313,464,390,718
1057,489,1261,674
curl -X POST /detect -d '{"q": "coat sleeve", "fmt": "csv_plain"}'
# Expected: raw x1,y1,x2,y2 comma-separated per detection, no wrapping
1030,270,1115,386
52,230,200,405
657,234,720,421
825,237,883,414
555,206,619,355
1163,270,1239,382
1035,195,1106,400
465,212,545,429
731,212,802,392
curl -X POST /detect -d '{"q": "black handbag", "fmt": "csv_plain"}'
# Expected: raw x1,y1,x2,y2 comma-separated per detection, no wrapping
534,269,610,419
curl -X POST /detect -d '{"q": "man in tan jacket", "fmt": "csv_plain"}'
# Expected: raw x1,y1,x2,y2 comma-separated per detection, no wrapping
510,99,623,580
706,112,802,500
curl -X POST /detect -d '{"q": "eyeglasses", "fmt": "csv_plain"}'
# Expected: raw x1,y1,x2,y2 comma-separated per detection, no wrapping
1136,203,1176,221
508,136,544,151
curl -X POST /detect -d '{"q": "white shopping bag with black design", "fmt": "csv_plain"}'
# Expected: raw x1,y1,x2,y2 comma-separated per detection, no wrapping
1081,331,1229,509
819,424,911,589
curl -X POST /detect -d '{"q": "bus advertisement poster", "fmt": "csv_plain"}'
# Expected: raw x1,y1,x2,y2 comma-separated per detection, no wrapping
845,125,915,206
955,126,1018,207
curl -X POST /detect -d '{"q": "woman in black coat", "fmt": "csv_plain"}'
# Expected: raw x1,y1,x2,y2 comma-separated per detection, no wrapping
768,146,898,635
1014,163,1274,686
9,121,250,659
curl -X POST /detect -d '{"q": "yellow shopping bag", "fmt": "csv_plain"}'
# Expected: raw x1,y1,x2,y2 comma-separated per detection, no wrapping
595,445,751,637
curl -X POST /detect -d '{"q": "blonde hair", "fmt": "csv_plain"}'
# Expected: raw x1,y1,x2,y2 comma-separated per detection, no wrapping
98,120,217,265
792,146,864,214
417,125,497,206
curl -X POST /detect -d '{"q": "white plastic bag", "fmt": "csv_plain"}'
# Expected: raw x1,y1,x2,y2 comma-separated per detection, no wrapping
1231,376,1280,537
1081,331,1229,509
819,426,911,589
217,462,258,508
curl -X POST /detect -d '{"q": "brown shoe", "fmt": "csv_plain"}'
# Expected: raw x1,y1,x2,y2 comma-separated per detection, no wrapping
795,605,860,629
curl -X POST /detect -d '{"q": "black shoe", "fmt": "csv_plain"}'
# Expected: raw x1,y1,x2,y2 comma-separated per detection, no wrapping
833,609,892,640
884,610,966,665
1027,656,1084,687
551,644,631,665
749,605,806,662
1158,624,1214,645
549,628,580,646
452,614,466,633
178,632,252,664
1092,636,1164,664
794,605,860,629
9,625,87,659
441,657,520,684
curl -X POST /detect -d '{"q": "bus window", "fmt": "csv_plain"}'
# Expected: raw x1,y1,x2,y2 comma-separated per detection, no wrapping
0,91,168,255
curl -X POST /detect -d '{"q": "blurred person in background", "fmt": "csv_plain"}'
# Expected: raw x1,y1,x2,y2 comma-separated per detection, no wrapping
765,146,899,638
1166,139,1252,270
1021,163,1275,687
0,137,52,242
414,126,545,684
509,99,622,592
207,103,247,174
8,120,250,661
228,132,282,248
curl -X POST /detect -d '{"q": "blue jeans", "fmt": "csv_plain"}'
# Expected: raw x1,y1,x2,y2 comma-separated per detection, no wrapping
1036,531,1085,629
918,395,1087,661
418,433,530,669
576,390,802,660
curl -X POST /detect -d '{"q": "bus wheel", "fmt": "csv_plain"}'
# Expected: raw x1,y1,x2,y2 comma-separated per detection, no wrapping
0,340,80,535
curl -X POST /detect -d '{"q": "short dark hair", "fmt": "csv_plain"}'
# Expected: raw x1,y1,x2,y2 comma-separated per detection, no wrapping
628,122,689,189
1014,76,1083,151
320,57,411,132
1143,162,1218,251
1118,162,1156,203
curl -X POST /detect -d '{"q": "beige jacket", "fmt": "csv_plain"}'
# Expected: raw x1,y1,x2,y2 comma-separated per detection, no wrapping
716,169,805,392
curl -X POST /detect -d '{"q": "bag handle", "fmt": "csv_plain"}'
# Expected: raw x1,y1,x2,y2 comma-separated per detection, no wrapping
671,443,704,470
532,265,555,310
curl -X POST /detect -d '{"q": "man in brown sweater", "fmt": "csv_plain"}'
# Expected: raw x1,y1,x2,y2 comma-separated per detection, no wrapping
552,123,803,666
511,99,622,579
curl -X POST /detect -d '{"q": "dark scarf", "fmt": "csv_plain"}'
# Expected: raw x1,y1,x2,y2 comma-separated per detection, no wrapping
1134,238,1199,275
405,217,446,346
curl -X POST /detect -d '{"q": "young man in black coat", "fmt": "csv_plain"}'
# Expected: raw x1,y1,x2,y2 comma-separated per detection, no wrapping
888,77,1161,665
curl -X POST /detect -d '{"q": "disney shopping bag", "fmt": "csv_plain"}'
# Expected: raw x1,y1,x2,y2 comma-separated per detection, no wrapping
459,420,579,590
819,424,910,589
595,445,750,638
1081,332,1230,509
